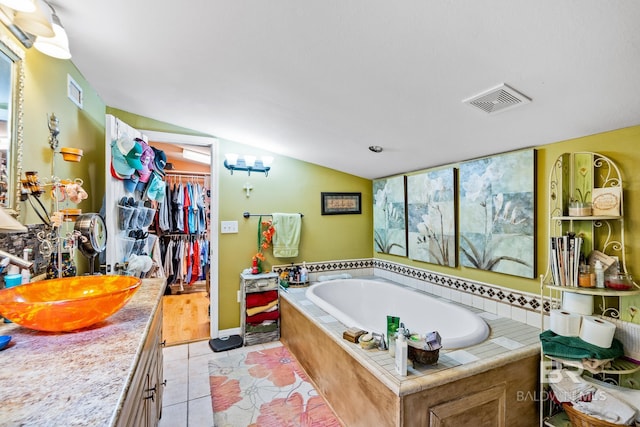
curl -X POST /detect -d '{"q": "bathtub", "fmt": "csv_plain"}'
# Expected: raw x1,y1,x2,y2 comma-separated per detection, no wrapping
305,278,489,348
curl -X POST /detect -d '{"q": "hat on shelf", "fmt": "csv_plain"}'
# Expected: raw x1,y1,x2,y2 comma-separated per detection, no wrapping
123,172,140,193
151,147,167,176
111,139,134,179
137,140,155,183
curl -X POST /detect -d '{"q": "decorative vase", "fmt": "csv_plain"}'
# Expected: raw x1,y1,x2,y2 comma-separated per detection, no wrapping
568,201,592,217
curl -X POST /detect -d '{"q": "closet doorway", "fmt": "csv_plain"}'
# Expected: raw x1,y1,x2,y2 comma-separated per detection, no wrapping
142,131,219,346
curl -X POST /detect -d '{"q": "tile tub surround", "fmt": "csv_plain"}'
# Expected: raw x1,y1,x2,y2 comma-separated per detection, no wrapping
0,278,165,427
280,280,540,427
273,258,546,327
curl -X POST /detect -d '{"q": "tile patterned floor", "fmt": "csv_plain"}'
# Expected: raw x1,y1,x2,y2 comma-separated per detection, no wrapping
159,339,283,427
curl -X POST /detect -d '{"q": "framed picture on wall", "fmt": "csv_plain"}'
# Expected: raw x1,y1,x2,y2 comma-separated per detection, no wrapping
458,149,536,278
407,167,457,267
373,175,407,256
321,192,362,215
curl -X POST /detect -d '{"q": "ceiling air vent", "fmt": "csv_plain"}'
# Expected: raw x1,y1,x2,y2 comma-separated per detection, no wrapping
462,83,531,114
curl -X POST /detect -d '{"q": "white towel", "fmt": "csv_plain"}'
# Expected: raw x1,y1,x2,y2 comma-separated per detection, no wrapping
573,392,637,425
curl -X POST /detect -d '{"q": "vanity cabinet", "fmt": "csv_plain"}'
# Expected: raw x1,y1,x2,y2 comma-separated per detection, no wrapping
240,272,280,346
117,302,164,427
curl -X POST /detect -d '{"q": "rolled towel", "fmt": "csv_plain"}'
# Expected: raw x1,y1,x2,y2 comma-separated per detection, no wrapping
318,273,352,282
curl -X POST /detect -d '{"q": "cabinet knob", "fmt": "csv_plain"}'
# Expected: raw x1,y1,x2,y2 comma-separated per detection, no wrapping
160,340,166,347
161,380,167,387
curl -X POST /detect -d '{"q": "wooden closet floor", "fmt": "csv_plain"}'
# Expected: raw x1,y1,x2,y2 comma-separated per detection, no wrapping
162,292,210,346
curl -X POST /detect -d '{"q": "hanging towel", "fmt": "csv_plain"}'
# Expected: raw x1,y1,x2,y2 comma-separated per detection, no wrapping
272,213,301,258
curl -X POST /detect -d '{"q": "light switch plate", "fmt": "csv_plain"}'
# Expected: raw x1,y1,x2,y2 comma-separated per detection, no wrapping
221,221,238,233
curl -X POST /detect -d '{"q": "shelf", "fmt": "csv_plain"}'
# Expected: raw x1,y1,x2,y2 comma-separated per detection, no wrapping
543,411,571,427
544,284,640,297
545,355,640,375
552,215,622,221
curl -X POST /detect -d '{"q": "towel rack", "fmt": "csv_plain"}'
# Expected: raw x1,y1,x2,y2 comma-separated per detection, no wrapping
243,212,304,218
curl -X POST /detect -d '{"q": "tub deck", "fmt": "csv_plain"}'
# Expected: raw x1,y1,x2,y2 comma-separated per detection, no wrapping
280,280,540,426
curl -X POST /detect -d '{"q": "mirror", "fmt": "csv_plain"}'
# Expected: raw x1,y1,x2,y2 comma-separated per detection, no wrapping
0,27,24,215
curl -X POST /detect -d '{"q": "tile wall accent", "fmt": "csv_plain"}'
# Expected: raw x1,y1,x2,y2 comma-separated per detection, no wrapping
273,258,547,328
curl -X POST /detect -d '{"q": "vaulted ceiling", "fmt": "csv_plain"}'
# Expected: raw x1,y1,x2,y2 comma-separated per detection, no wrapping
57,1,640,179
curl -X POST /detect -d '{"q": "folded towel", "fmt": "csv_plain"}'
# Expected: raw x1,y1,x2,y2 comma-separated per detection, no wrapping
246,299,279,317
539,330,624,360
246,310,279,324
272,213,301,258
246,290,278,308
573,392,637,425
549,369,597,403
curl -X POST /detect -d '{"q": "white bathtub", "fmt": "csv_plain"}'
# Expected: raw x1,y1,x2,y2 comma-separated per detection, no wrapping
305,279,490,349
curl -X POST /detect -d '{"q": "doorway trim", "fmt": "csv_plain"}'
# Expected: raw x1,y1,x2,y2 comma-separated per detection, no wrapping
141,130,220,339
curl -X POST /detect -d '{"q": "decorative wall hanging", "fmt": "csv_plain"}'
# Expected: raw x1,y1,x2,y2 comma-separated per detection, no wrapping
458,150,536,278
407,168,456,267
373,175,407,256
321,192,361,215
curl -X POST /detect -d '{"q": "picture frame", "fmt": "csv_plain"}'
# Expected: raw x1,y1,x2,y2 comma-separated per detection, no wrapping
321,192,362,215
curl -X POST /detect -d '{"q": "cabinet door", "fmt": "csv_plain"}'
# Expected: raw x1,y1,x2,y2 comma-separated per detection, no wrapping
429,384,506,427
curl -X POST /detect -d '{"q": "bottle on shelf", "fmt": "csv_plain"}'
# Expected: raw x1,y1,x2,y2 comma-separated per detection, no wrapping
395,327,408,376
594,260,604,288
300,262,308,283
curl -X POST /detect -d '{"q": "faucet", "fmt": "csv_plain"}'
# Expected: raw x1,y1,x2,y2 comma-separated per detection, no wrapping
0,249,33,271
373,332,388,350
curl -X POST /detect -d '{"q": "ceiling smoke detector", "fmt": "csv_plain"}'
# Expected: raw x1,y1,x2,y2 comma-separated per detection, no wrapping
462,83,531,114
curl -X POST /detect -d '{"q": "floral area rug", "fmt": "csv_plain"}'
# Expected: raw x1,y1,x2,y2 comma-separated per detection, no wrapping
209,345,342,426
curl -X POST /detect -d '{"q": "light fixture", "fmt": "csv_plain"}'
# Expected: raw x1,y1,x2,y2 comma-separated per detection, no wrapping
0,207,27,232
182,148,211,164
0,0,35,13
32,4,70,59
369,145,383,153
223,153,273,177
13,0,53,38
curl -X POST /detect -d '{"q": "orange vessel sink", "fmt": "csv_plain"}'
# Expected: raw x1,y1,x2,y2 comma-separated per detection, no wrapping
0,275,142,332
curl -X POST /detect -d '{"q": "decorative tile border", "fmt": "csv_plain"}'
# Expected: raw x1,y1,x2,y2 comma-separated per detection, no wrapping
373,259,543,313
273,258,544,315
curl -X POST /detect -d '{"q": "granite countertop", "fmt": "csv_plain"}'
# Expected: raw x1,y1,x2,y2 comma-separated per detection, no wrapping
0,277,165,427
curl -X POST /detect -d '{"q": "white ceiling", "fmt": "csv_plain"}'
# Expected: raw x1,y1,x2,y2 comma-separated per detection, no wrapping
56,1,640,179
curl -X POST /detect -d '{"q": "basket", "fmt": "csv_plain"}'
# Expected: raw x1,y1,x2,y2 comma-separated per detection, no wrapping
562,403,629,427
407,340,439,365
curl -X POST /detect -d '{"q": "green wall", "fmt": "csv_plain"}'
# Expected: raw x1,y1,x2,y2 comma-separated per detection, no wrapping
375,126,640,298
19,38,105,225
217,138,372,329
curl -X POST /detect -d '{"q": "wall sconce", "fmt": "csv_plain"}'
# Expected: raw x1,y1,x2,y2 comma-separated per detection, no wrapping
3,0,71,59
223,153,273,177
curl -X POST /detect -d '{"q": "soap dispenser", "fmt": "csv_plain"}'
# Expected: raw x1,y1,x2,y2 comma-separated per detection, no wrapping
395,327,408,376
